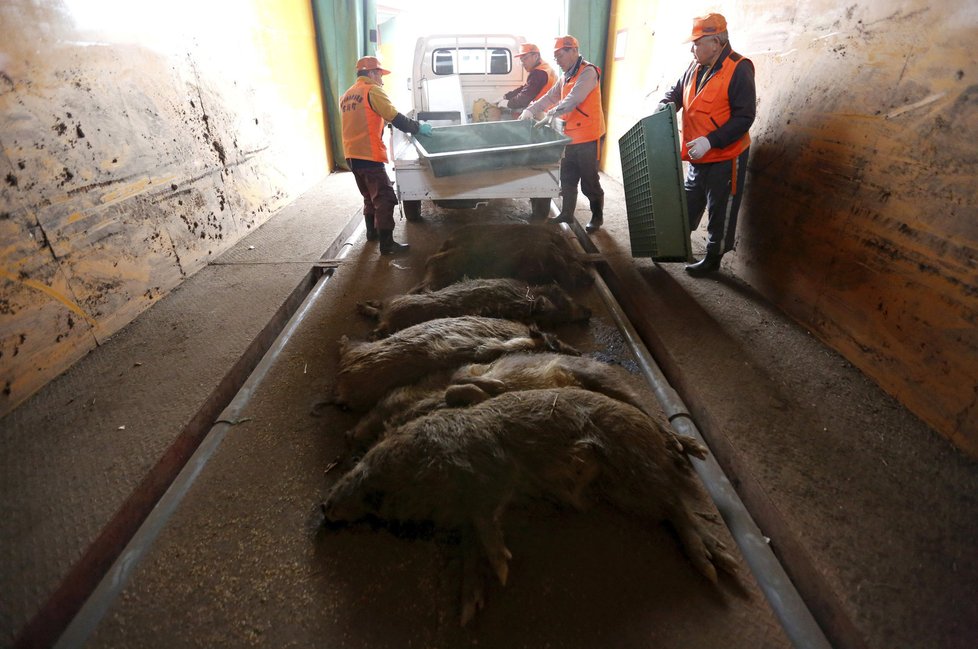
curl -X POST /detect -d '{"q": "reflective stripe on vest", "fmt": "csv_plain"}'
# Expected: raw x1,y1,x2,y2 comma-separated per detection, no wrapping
559,61,606,145
681,54,751,164
341,78,388,163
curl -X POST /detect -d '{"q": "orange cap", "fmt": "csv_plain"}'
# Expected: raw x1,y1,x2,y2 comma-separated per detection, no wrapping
553,35,579,52
514,43,541,58
685,13,727,43
355,56,391,75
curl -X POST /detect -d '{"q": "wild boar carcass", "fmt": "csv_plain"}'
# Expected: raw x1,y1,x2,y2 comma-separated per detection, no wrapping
357,278,591,338
333,316,578,411
412,223,593,293
322,388,737,624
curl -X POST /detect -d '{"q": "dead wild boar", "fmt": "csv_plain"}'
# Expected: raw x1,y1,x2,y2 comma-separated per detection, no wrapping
412,223,594,293
322,388,737,625
332,316,579,411
345,371,453,452
446,352,705,458
357,278,591,338
349,353,704,457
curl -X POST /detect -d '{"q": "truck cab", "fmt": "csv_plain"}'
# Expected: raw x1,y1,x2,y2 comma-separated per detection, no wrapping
409,34,527,123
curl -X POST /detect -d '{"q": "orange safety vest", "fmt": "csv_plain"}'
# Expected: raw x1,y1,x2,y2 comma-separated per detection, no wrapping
340,77,390,163
559,61,605,145
533,62,558,102
681,54,751,164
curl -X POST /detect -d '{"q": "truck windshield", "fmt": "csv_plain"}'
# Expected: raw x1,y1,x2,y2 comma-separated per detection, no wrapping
432,48,512,75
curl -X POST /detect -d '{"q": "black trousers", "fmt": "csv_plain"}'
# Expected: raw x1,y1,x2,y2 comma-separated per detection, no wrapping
559,139,604,209
684,147,750,256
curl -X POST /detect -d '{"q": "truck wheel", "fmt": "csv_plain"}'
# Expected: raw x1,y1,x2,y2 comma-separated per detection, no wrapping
403,200,422,222
530,198,552,220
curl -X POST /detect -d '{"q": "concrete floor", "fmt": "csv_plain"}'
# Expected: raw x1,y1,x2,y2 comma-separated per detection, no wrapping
1,171,976,649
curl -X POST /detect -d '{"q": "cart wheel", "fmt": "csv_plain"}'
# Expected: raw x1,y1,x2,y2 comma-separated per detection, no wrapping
530,198,552,220
403,200,422,222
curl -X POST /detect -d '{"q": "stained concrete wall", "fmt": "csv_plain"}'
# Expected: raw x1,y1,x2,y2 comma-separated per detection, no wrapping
603,0,978,456
0,0,329,418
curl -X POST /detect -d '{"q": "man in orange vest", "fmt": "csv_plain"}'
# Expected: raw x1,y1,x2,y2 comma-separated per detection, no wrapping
340,56,432,256
659,14,756,277
496,43,557,113
520,35,606,233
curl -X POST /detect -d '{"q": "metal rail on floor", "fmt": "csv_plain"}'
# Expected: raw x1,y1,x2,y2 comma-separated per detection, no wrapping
57,205,830,649
561,218,832,649
53,231,363,649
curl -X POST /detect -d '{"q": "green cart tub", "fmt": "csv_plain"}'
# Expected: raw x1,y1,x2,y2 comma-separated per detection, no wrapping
412,120,571,178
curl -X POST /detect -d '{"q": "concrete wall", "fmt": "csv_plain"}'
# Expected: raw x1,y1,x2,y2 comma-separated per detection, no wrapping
0,0,329,417
603,0,978,456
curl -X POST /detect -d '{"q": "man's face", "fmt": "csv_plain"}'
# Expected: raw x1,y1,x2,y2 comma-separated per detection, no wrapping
691,36,721,66
519,52,539,71
553,47,578,72
369,69,384,86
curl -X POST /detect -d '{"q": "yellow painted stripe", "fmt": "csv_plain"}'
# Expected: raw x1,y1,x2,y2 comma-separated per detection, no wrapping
0,269,97,325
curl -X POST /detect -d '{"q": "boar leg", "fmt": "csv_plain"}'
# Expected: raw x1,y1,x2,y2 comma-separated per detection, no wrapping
344,411,385,451
673,433,708,459
459,535,487,627
670,505,740,585
473,513,513,587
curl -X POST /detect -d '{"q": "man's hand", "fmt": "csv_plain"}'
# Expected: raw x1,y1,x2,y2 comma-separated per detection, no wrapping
655,102,671,113
686,136,712,160
519,109,535,121
534,110,556,129
418,123,433,136
496,99,509,109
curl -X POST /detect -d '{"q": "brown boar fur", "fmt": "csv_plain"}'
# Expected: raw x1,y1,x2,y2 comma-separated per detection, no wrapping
322,388,738,624
346,353,706,459
333,316,579,411
447,352,707,460
411,223,594,293
357,278,591,338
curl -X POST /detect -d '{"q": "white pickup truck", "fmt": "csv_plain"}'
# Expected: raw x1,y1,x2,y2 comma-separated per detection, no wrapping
391,34,562,220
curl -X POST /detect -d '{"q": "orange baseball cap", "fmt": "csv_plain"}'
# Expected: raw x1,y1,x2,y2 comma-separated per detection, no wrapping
356,56,391,75
685,13,727,42
514,43,541,58
553,35,579,52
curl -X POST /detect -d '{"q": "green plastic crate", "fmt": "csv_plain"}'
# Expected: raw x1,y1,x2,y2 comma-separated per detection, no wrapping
617,105,691,261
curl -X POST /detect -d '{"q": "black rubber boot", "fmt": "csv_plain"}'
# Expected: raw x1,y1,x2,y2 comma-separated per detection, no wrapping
585,196,604,233
378,229,409,256
549,192,576,224
364,214,377,241
684,252,722,277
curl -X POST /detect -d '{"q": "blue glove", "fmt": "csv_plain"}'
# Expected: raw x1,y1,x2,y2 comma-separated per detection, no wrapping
418,123,433,136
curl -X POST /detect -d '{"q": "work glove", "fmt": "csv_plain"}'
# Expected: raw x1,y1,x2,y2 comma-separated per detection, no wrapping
418,123,433,136
655,102,671,113
534,110,556,129
496,99,510,109
519,109,534,121
686,136,712,160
